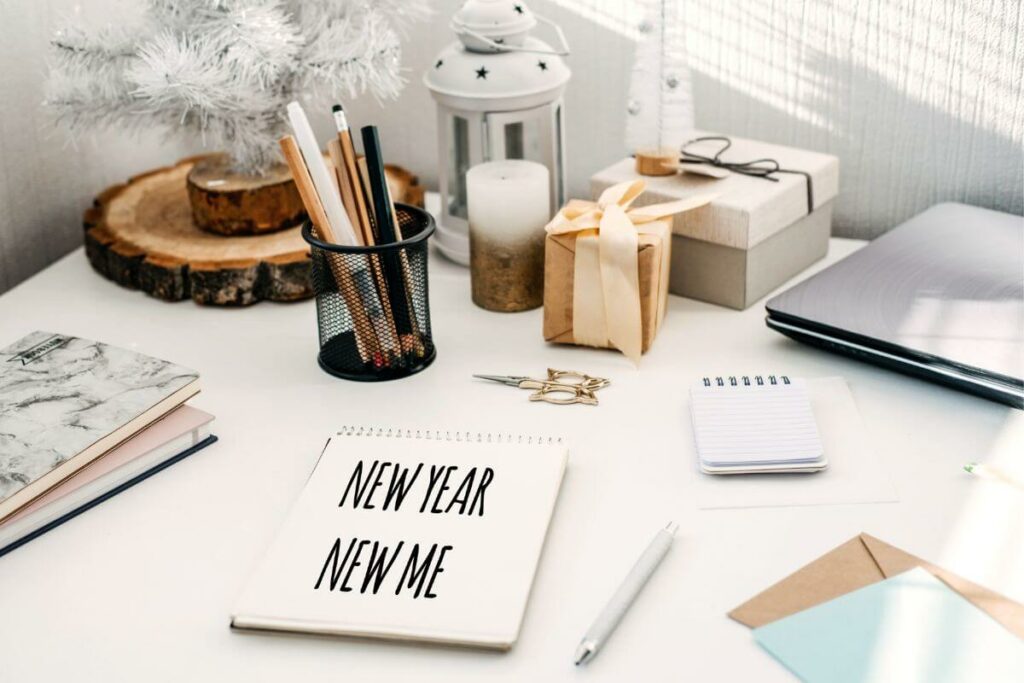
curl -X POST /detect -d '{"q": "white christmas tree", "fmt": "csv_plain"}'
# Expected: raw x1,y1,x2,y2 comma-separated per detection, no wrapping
625,0,695,153
46,0,430,173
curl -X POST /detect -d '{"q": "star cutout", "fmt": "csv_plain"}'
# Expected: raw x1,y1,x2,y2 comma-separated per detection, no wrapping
476,66,489,79
435,59,443,69
538,60,548,71
514,4,524,14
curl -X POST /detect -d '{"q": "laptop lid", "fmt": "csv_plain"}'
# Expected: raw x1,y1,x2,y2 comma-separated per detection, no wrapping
766,203,1024,386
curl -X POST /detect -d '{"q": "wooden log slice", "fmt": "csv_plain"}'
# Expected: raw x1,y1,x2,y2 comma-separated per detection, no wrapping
85,157,313,306
186,154,306,236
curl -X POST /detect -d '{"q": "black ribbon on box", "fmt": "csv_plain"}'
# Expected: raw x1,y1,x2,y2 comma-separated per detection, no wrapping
679,136,814,215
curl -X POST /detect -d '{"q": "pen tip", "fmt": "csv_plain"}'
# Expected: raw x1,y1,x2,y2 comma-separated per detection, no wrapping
574,645,594,666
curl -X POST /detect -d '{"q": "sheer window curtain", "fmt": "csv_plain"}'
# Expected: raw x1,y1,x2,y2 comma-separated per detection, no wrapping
551,0,1023,238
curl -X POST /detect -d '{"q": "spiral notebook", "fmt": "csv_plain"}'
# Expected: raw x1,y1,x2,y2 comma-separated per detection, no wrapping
690,375,826,474
231,427,568,650
690,376,898,509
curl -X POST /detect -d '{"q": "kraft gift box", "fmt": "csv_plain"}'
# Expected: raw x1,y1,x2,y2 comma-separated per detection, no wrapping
590,134,840,310
543,207,671,356
542,181,714,362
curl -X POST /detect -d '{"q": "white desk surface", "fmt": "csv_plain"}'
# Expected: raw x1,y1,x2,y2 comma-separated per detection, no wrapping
1,237,1021,682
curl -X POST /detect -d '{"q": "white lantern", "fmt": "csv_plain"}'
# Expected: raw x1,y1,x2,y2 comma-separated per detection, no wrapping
424,0,571,265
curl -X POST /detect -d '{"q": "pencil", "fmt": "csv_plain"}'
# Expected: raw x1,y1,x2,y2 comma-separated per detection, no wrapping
329,109,401,361
360,126,418,356
280,134,379,366
327,139,359,236
356,157,379,242
356,152,415,353
382,172,424,356
326,148,342,199
331,105,376,246
359,126,424,357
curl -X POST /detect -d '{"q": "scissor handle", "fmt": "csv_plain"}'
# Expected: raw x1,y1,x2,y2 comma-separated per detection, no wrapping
520,378,600,395
528,383,599,406
546,368,610,391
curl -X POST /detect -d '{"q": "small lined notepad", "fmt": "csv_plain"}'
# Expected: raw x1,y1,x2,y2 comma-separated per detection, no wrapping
690,376,826,474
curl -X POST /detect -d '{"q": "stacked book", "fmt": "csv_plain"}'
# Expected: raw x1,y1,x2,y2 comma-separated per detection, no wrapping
0,331,216,557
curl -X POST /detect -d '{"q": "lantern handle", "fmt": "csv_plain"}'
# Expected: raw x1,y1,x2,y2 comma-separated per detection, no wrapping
454,14,571,57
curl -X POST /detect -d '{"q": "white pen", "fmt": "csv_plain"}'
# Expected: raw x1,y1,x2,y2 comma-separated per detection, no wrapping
574,521,678,666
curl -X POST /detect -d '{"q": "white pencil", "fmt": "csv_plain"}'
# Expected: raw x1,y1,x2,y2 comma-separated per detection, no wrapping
286,101,359,246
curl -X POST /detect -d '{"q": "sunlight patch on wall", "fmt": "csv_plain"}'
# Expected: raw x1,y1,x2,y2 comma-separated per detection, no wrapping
545,0,644,39
683,0,1022,140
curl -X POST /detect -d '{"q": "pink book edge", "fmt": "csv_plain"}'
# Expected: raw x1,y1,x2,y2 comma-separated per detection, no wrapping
1,405,214,527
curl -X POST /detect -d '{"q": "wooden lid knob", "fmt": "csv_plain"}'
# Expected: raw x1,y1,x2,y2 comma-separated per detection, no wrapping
634,148,678,176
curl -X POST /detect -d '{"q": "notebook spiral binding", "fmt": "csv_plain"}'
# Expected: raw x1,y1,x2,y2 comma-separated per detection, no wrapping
337,426,563,445
701,375,791,387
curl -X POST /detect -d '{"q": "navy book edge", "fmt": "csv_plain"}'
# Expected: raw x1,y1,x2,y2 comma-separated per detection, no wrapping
0,434,219,559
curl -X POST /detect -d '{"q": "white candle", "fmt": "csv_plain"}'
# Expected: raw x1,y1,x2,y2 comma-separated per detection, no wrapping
468,160,551,244
467,160,551,311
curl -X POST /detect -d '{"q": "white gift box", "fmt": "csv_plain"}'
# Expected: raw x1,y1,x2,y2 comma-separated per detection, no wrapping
591,133,840,310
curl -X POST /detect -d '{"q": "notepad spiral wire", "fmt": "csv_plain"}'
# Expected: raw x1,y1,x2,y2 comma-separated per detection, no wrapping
702,375,791,387
338,426,563,445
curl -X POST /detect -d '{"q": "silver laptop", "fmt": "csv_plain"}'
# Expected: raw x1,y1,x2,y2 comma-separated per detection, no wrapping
766,203,1024,408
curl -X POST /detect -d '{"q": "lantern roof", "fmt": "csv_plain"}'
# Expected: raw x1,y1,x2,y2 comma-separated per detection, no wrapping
425,37,570,112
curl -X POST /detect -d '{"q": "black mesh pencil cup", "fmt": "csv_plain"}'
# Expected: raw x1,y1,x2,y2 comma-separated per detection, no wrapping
302,204,436,381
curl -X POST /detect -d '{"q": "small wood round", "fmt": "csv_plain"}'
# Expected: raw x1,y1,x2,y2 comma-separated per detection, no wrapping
84,157,312,306
186,154,306,235
385,164,425,208
634,148,679,176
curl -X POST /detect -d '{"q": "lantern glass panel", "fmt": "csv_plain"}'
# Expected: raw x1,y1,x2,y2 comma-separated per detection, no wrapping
448,114,471,219
503,122,524,159
503,119,546,164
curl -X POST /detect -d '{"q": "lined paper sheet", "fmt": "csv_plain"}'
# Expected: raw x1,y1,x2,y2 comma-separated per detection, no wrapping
691,380,823,466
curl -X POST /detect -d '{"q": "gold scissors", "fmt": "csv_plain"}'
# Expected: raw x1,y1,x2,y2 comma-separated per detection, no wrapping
474,369,611,406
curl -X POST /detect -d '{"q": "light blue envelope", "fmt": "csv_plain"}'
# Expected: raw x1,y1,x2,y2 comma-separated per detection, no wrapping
754,567,1024,682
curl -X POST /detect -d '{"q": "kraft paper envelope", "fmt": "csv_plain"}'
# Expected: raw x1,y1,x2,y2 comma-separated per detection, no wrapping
729,533,1024,639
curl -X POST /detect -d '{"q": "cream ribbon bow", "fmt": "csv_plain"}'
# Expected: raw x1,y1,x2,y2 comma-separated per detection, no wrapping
546,180,716,364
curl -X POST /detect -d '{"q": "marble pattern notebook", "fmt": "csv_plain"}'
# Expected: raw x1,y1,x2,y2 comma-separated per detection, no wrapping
0,331,199,519
0,406,215,555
